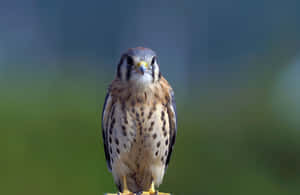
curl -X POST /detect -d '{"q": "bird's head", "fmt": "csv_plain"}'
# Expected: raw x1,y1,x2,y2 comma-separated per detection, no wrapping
117,47,161,87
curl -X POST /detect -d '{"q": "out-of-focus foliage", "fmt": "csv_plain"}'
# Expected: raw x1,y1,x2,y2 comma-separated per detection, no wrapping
1,0,300,195
2,68,300,195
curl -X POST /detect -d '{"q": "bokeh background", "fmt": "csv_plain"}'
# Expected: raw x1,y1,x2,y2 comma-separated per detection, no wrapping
2,1,300,195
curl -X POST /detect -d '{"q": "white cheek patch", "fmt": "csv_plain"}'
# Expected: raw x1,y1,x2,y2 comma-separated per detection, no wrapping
153,63,159,82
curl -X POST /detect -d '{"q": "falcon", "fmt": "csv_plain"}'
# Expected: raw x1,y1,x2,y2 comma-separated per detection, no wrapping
101,47,177,195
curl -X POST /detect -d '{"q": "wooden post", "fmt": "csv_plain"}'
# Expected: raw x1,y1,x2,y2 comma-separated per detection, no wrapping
105,192,171,195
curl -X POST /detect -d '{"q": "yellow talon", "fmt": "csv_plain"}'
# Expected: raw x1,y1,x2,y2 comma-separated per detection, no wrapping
139,182,171,195
106,176,134,195
122,176,129,193
122,176,134,195
106,179,171,195
149,182,155,194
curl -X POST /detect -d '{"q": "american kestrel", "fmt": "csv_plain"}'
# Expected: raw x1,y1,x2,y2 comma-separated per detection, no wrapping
101,47,177,195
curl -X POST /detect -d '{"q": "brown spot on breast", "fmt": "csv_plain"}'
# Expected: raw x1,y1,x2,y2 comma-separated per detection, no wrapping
161,111,165,121
148,126,153,132
148,111,153,119
124,119,128,124
157,141,161,148
137,97,142,103
155,151,159,156
153,133,157,139
150,121,155,127
115,138,119,145
116,148,120,154
165,139,169,146
163,131,167,137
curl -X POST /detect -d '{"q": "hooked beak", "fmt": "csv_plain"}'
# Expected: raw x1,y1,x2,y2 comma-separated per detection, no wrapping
136,61,148,75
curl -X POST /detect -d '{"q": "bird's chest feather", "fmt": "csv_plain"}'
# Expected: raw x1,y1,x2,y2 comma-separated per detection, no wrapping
108,97,170,167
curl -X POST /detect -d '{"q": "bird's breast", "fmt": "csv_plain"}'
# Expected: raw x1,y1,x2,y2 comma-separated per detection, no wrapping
108,98,170,171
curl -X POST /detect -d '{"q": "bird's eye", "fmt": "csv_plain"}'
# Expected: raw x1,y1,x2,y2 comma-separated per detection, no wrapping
127,56,134,65
151,56,156,65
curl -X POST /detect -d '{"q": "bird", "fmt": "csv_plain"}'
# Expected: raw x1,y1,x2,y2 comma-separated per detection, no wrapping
101,47,177,195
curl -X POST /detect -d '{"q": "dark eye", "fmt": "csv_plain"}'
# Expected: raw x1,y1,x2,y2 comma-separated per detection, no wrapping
127,56,134,65
151,56,156,65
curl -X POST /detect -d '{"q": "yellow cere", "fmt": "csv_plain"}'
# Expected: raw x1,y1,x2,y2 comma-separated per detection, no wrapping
137,61,148,68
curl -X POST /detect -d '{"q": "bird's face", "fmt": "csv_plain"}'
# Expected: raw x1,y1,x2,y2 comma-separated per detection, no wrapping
117,47,161,86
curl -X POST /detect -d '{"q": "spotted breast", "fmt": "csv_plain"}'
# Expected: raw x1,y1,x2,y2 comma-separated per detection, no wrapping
102,77,175,193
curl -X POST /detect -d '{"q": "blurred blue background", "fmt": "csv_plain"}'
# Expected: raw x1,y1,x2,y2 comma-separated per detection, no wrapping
2,1,300,195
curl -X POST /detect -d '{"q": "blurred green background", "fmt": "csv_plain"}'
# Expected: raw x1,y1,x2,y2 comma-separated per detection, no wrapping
1,1,300,195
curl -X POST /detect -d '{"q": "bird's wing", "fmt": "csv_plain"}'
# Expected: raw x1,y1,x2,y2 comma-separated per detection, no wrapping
101,92,113,171
165,89,177,167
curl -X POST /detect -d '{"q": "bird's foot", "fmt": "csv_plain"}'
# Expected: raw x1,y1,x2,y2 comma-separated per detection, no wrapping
138,182,171,195
107,176,135,195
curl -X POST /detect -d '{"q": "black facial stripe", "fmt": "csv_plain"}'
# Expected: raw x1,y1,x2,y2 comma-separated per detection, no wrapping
127,55,134,66
126,63,132,81
117,55,125,79
152,63,155,82
151,56,156,66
